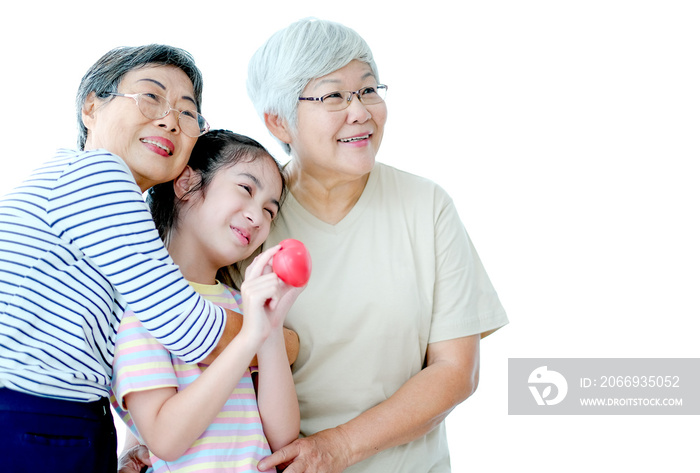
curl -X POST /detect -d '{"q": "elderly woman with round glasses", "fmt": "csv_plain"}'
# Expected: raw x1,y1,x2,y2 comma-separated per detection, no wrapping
247,18,509,473
0,44,280,472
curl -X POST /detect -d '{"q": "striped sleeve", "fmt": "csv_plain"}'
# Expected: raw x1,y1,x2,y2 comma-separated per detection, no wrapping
46,151,225,363
112,311,177,409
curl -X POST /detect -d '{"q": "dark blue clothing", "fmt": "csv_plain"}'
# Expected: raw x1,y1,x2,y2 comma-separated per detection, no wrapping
0,388,117,472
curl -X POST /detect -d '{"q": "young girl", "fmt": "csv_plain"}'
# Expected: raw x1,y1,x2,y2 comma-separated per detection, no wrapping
111,130,302,473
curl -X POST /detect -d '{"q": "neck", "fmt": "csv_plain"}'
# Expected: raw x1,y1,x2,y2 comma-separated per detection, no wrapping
166,232,219,285
285,160,370,225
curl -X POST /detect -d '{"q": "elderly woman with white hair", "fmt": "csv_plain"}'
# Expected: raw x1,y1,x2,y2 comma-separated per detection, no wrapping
247,18,509,473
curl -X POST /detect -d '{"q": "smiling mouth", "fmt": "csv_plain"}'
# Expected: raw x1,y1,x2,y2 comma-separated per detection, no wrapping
141,138,173,156
232,227,250,244
338,134,370,143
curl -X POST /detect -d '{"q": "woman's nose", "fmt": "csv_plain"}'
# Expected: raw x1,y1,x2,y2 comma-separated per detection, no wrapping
156,109,180,133
346,96,371,124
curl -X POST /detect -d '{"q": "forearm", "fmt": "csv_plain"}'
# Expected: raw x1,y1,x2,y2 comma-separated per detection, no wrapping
200,309,244,364
256,328,300,451
283,326,300,365
257,335,480,473
126,332,261,460
337,336,480,466
201,310,299,366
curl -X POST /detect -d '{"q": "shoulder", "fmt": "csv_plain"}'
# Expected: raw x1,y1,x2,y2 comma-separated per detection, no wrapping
18,149,127,185
221,284,243,311
42,149,137,199
47,148,125,168
375,162,448,193
192,281,243,313
372,162,453,209
60,149,132,178
220,282,241,298
46,149,141,210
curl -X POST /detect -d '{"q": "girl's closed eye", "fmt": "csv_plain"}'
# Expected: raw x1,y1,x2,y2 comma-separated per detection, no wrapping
265,206,278,220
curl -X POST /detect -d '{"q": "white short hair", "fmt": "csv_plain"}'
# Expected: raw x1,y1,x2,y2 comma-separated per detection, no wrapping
247,18,379,154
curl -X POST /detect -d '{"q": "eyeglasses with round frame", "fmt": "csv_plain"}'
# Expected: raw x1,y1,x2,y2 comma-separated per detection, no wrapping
298,84,388,112
108,92,210,137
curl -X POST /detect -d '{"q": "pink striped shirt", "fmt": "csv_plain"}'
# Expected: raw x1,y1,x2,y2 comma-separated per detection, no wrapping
111,281,274,473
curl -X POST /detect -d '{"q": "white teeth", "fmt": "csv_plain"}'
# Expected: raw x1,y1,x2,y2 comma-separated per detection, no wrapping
141,139,172,155
339,134,370,143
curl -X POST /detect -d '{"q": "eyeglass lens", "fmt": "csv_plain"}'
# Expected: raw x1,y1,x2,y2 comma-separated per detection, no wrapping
322,86,387,111
137,94,207,137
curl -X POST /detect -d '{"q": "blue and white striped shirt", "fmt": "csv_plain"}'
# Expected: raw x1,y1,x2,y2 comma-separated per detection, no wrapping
0,149,225,402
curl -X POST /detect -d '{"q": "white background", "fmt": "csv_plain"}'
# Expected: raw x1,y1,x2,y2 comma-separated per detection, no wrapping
1,1,698,471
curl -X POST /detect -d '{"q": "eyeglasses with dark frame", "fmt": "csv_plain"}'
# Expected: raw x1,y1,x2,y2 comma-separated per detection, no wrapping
108,92,210,137
298,85,388,112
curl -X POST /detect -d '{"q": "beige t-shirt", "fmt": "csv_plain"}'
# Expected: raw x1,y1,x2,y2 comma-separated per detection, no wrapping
265,162,508,472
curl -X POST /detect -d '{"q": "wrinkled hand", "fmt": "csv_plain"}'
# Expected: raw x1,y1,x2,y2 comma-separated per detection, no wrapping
257,428,352,473
117,444,152,473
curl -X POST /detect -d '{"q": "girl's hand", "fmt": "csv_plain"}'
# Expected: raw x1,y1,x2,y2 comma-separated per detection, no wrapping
240,246,305,340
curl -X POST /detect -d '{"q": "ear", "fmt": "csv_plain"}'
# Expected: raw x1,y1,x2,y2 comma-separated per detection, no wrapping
264,113,293,144
81,91,99,131
173,166,199,200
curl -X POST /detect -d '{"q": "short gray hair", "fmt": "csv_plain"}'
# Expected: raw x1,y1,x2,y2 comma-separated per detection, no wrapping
75,44,204,150
247,18,379,154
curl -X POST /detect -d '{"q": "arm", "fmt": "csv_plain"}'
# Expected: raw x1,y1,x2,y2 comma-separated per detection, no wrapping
257,334,480,473
122,248,302,461
255,326,300,452
48,151,225,363
200,309,300,366
123,328,261,461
